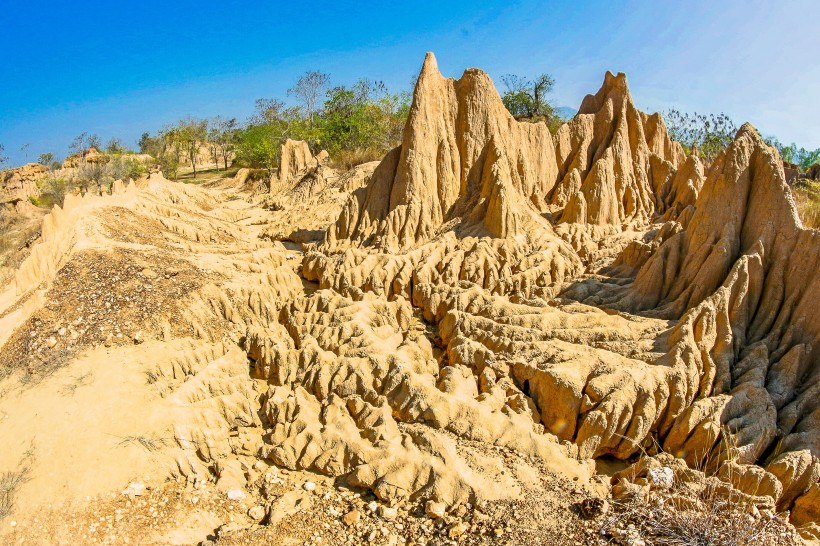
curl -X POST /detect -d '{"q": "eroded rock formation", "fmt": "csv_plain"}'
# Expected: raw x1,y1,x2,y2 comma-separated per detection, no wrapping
0,51,816,541
291,53,818,531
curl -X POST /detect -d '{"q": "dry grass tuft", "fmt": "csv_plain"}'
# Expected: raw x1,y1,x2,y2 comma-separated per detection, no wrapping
792,179,819,228
598,433,801,545
116,434,172,453
0,449,34,521
603,479,797,546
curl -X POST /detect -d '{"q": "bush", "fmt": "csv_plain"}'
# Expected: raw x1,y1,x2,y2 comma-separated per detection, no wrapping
106,155,149,181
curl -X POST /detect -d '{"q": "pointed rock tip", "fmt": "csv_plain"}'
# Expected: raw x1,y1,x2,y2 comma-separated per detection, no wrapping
420,52,439,75
736,122,760,140
602,71,630,95
578,70,631,114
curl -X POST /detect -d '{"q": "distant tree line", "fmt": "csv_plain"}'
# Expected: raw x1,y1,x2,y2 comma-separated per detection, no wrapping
664,109,820,171
135,71,411,179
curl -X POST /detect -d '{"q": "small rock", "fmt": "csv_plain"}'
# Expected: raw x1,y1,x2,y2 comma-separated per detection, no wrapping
366,500,378,513
303,481,316,492
46,337,57,348
226,488,246,501
142,268,157,278
342,509,361,526
379,505,398,520
133,331,144,344
122,482,145,497
448,521,469,538
248,505,265,521
425,500,446,519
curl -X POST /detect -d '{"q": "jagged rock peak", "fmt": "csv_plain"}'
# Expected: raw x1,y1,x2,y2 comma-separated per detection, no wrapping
325,51,562,252
578,71,632,115
550,70,686,227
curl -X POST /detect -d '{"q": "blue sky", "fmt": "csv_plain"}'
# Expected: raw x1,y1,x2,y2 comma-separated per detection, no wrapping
1,0,817,166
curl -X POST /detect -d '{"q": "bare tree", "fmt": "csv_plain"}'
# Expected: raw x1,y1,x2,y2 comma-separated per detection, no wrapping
208,119,221,170
87,134,102,150
288,70,330,125
68,133,103,165
0,144,8,168
253,98,285,125
20,143,29,162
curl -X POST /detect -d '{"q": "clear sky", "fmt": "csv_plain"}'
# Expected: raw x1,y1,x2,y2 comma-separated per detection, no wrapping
1,0,817,166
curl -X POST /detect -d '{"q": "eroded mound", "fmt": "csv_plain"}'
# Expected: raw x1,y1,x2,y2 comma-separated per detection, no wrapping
244,289,589,505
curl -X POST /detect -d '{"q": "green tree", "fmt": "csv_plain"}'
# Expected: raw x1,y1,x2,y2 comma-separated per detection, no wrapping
765,136,820,171
213,117,239,170
500,74,555,117
207,120,221,170
138,132,161,156
321,80,399,152
38,152,55,167
177,118,208,178
235,123,282,176
500,74,561,131
105,137,128,154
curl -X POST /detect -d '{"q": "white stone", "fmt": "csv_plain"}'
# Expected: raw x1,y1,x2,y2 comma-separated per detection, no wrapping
121,482,145,497
647,467,674,490
226,488,246,501
379,506,398,520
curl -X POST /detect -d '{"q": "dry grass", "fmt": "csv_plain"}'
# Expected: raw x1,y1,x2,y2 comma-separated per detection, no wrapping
0,448,34,521
328,147,386,171
59,370,93,396
176,166,239,185
793,179,819,228
0,212,41,284
116,434,172,453
599,432,803,546
604,479,797,546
